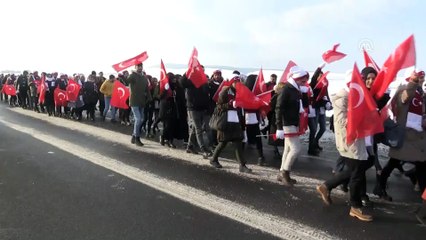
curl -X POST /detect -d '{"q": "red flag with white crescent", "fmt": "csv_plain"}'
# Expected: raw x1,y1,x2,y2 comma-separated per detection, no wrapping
186,47,208,88
159,59,171,97
112,51,149,72
66,79,81,101
39,75,46,104
370,35,416,99
1,84,17,96
54,87,68,107
279,60,297,83
347,63,383,145
111,80,130,109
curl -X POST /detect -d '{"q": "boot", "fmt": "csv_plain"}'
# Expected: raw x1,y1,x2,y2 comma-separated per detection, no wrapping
159,135,165,146
135,137,144,147
277,171,293,186
131,135,136,144
349,207,373,222
186,145,199,154
316,184,332,205
288,171,297,184
373,184,392,201
257,156,266,166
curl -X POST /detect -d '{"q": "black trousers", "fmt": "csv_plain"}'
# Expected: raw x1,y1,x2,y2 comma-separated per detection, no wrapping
212,140,246,165
324,157,371,208
381,158,426,193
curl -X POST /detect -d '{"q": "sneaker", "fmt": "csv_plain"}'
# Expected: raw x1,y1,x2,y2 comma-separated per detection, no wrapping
210,161,222,169
349,207,373,222
239,165,252,173
316,184,332,206
121,121,125,125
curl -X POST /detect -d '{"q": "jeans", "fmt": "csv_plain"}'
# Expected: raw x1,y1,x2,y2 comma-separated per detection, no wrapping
315,108,326,143
188,110,211,150
131,106,144,137
103,96,117,120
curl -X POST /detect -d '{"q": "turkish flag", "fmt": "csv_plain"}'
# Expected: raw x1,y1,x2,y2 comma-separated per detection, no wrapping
54,87,68,107
1,84,17,96
322,43,346,64
347,64,383,145
159,59,171,96
370,35,416,99
252,68,267,95
257,90,273,116
279,60,297,83
187,47,208,88
212,80,232,102
363,48,380,72
314,71,330,102
39,75,46,104
66,79,81,101
235,82,268,110
112,51,149,72
111,80,130,109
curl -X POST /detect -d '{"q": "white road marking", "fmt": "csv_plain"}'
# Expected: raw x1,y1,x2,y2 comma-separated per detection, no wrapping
0,118,336,240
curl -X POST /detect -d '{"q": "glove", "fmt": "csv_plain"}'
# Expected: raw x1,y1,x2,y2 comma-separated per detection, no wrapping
385,88,391,94
276,130,285,139
242,131,248,143
319,62,326,69
325,102,332,110
164,83,170,90
300,86,309,93
232,100,237,108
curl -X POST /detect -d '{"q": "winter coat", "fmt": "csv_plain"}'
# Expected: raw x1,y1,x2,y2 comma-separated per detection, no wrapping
389,82,426,162
82,81,98,105
100,80,114,97
179,74,210,111
125,72,151,107
275,82,302,129
331,89,368,160
216,86,244,142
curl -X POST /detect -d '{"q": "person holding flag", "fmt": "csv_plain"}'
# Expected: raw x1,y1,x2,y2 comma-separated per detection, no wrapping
210,76,252,173
100,74,118,123
275,66,309,186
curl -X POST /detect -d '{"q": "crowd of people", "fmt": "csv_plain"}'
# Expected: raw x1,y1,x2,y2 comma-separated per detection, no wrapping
1,63,425,224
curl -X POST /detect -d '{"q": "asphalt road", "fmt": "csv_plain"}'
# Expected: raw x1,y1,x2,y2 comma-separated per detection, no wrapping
0,103,424,240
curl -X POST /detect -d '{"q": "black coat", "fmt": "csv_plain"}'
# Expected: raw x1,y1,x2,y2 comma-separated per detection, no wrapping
216,86,244,142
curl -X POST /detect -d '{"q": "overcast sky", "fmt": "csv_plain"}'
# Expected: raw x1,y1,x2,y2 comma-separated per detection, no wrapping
0,0,424,75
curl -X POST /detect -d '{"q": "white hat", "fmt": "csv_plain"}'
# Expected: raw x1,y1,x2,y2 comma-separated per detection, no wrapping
289,66,308,79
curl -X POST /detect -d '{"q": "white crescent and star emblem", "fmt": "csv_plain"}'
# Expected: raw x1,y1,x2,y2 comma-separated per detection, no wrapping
68,84,75,93
118,61,127,68
349,83,365,108
117,87,125,99
412,98,422,107
58,92,66,101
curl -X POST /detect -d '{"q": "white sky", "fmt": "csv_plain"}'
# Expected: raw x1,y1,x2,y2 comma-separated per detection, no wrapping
0,0,425,76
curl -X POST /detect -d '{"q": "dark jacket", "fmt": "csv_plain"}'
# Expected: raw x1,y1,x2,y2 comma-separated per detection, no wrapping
179,74,210,111
82,81,98,104
208,80,221,114
125,72,151,107
275,83,301,129
310,67,330,108
217,86,244,142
